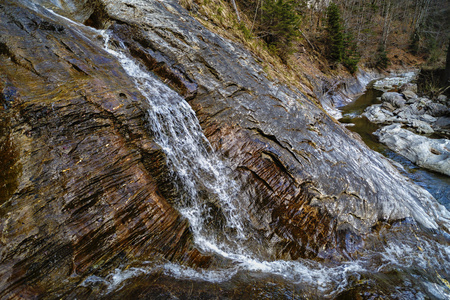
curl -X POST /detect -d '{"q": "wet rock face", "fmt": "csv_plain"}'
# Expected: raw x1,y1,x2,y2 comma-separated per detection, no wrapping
0,1,209,297
1,0,449,297
93,0,446,252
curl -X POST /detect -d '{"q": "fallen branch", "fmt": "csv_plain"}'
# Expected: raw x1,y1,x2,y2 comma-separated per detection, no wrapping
299,29,316,51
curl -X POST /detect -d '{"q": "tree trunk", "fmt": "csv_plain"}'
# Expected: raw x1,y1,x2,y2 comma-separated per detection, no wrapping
445,38,450,85
231,0,241,23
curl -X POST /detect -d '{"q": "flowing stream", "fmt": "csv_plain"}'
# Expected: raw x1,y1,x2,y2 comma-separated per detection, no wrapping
38,6,450,297
339,83,450,209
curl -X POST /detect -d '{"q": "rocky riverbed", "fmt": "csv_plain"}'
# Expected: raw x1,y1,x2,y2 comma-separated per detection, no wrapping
362,79,450,176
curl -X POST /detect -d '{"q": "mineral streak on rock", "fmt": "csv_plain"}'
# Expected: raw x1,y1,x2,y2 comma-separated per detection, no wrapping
0,1,209,297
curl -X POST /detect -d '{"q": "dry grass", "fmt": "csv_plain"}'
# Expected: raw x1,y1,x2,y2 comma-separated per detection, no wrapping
178,0,427,108
179,0,325,102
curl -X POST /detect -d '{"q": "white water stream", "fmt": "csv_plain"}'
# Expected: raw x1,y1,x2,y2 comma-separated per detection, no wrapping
97,31,450,298
20,2,450,297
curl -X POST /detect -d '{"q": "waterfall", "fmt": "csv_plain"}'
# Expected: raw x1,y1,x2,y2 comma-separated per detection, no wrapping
4,2,449,297
101,32,253,253
95,31,450,298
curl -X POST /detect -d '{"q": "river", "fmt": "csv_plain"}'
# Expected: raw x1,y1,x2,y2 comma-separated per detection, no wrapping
339,81,450,210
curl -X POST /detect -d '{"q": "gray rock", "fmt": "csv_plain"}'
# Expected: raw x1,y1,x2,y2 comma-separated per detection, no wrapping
381,101,396,111
419,114,437,123
375,124,450,176
435,117,450,129
408,119,434,134
437,94,448,104
381,92,406,108
373,73,417,91
409,102,427,115
402,90,418,101
426,102,449,117
418,97,432,106
363,104,395,123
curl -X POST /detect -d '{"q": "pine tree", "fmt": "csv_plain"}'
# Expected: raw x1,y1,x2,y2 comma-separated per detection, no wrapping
343,32,360,74
326,2,344,63
260,0,304,58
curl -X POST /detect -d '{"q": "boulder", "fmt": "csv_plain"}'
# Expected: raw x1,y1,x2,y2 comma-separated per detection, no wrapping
408,119,434,134
419,114,437,123
381,101,396,111
426,102,449,117
435,116,450,129
402,90,418,101
381,92,406,108
437,94,448,104
374,124,450,176
363,104,395,123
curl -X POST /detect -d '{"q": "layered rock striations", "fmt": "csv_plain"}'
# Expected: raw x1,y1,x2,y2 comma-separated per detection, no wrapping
0,0,209,297
92,0,447,237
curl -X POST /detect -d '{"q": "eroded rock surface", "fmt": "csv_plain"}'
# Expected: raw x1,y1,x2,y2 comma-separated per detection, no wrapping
374,124,450,176
0,0,209,297
1,0,450,298
92,0,448,250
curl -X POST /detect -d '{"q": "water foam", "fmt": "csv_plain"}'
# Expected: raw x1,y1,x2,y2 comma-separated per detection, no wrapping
96,29,450,298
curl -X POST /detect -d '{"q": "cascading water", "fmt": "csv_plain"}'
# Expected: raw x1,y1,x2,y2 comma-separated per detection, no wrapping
101,32,254,253
96,31,450,298
37,5,450,297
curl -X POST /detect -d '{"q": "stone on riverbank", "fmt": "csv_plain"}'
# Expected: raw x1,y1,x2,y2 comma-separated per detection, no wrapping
364,89,450,137
374,124,450,176
381,92,406,108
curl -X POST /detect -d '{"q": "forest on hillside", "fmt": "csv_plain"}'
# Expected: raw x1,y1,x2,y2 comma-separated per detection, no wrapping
182,0,450,96
236,0,450,70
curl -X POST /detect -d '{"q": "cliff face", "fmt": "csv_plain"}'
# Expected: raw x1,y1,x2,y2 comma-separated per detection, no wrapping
98,0,445,237
0,0,449,298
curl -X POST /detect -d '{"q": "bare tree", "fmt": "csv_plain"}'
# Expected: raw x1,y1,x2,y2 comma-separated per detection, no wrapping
231,0,241,23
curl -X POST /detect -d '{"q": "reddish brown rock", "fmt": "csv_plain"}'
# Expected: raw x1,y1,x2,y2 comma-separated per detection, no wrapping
0,1,209,298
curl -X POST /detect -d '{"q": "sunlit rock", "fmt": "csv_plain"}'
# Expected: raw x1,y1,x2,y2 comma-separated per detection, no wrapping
374,124,450,176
